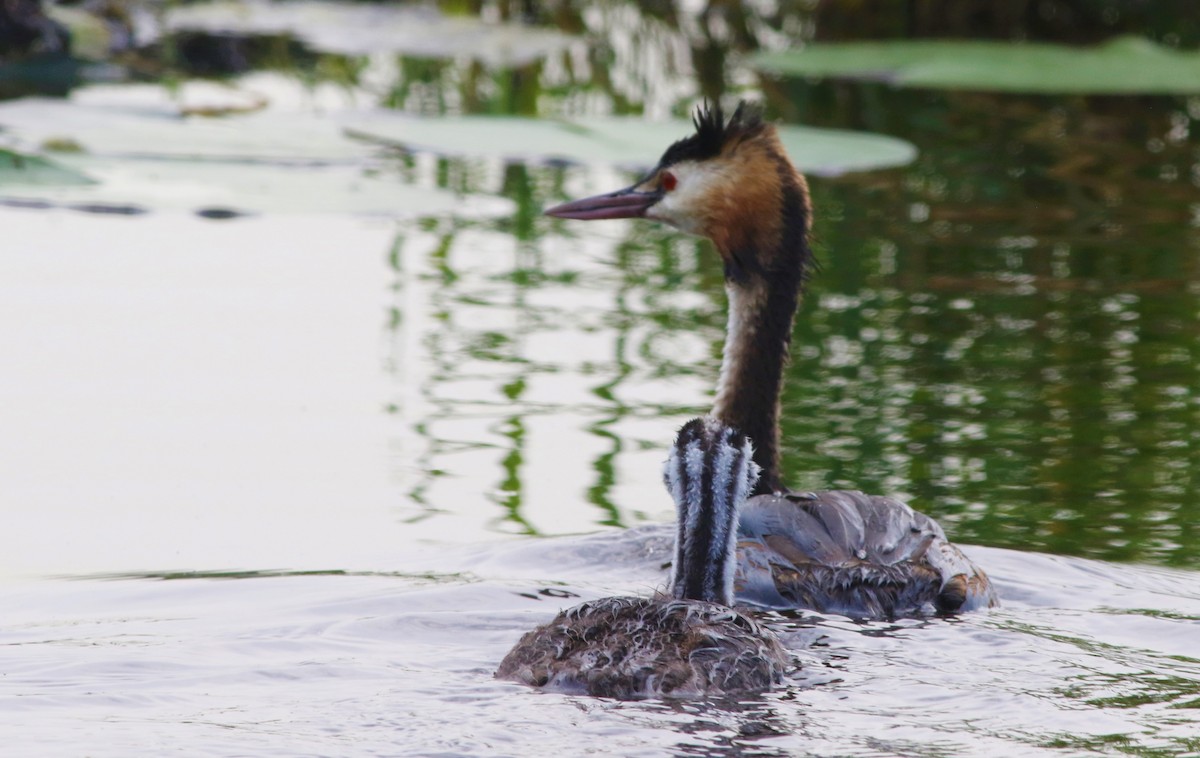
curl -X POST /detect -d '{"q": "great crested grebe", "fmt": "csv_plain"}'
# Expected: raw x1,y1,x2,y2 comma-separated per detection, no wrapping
497,418,789,699
545,102,996,619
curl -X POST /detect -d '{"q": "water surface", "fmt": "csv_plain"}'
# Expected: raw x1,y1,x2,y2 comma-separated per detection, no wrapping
3,2,1200,755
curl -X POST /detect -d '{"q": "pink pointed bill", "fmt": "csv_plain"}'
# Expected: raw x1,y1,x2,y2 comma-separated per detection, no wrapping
544,187,662,221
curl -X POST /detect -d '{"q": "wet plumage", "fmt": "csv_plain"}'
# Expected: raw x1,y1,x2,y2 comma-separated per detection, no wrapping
495,596,786,699
736,491,994,618
497,419,790,699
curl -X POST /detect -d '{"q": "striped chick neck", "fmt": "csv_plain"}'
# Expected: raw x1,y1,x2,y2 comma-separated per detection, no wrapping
663,417,761,605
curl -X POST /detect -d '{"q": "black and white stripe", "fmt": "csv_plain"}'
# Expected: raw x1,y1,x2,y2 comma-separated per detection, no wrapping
663,417,760,605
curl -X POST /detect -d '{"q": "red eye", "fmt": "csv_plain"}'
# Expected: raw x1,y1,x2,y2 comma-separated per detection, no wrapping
661,171,677,191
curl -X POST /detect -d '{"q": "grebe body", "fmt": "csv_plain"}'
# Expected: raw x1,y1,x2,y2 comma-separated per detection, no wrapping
495,596,785,699
736,490,994,618
497,419,789,699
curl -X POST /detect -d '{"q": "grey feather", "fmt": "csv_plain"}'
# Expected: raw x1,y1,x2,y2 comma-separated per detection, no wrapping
735,490,996,619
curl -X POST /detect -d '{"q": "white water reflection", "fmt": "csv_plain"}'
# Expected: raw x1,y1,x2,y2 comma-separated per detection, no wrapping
0,201,702,576
0,210,407,577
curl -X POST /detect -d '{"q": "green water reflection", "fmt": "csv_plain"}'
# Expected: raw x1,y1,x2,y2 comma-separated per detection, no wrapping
384,79,1199,568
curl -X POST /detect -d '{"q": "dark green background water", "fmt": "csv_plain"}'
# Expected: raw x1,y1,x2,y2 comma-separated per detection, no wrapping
389,71,1200,567
787,87,1200,568
339,1,1200,569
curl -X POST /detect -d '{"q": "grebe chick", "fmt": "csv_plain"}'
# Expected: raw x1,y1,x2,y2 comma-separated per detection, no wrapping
496,418,789,699
545,102,997,620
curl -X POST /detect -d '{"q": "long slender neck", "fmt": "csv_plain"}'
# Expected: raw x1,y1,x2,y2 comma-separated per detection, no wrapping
710,278,798,495
664,419,758,605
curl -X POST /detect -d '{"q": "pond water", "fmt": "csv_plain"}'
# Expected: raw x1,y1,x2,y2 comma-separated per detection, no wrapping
3,2,1200,755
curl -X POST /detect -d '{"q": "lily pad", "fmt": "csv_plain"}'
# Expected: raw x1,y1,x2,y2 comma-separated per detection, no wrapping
0,148,96,186
343,113,917,176
161,0,577,67
752,36,1200,95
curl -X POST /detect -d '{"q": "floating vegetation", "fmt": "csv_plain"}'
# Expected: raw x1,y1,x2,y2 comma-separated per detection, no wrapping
161,0,579,67
0,83,512,217
753,36,1200,94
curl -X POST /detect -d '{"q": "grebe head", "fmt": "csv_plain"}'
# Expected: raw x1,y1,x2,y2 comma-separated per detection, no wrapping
544,101,811,282
546,103,812,494
664,417,759,606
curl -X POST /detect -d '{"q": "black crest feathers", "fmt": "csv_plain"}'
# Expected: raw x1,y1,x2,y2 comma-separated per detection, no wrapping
657,101,767,168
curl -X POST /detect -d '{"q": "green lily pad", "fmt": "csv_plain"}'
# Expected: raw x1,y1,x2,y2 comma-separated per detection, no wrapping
753,36,1200,95
162,0,577,67
344,113,917,176
0,148,96,186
